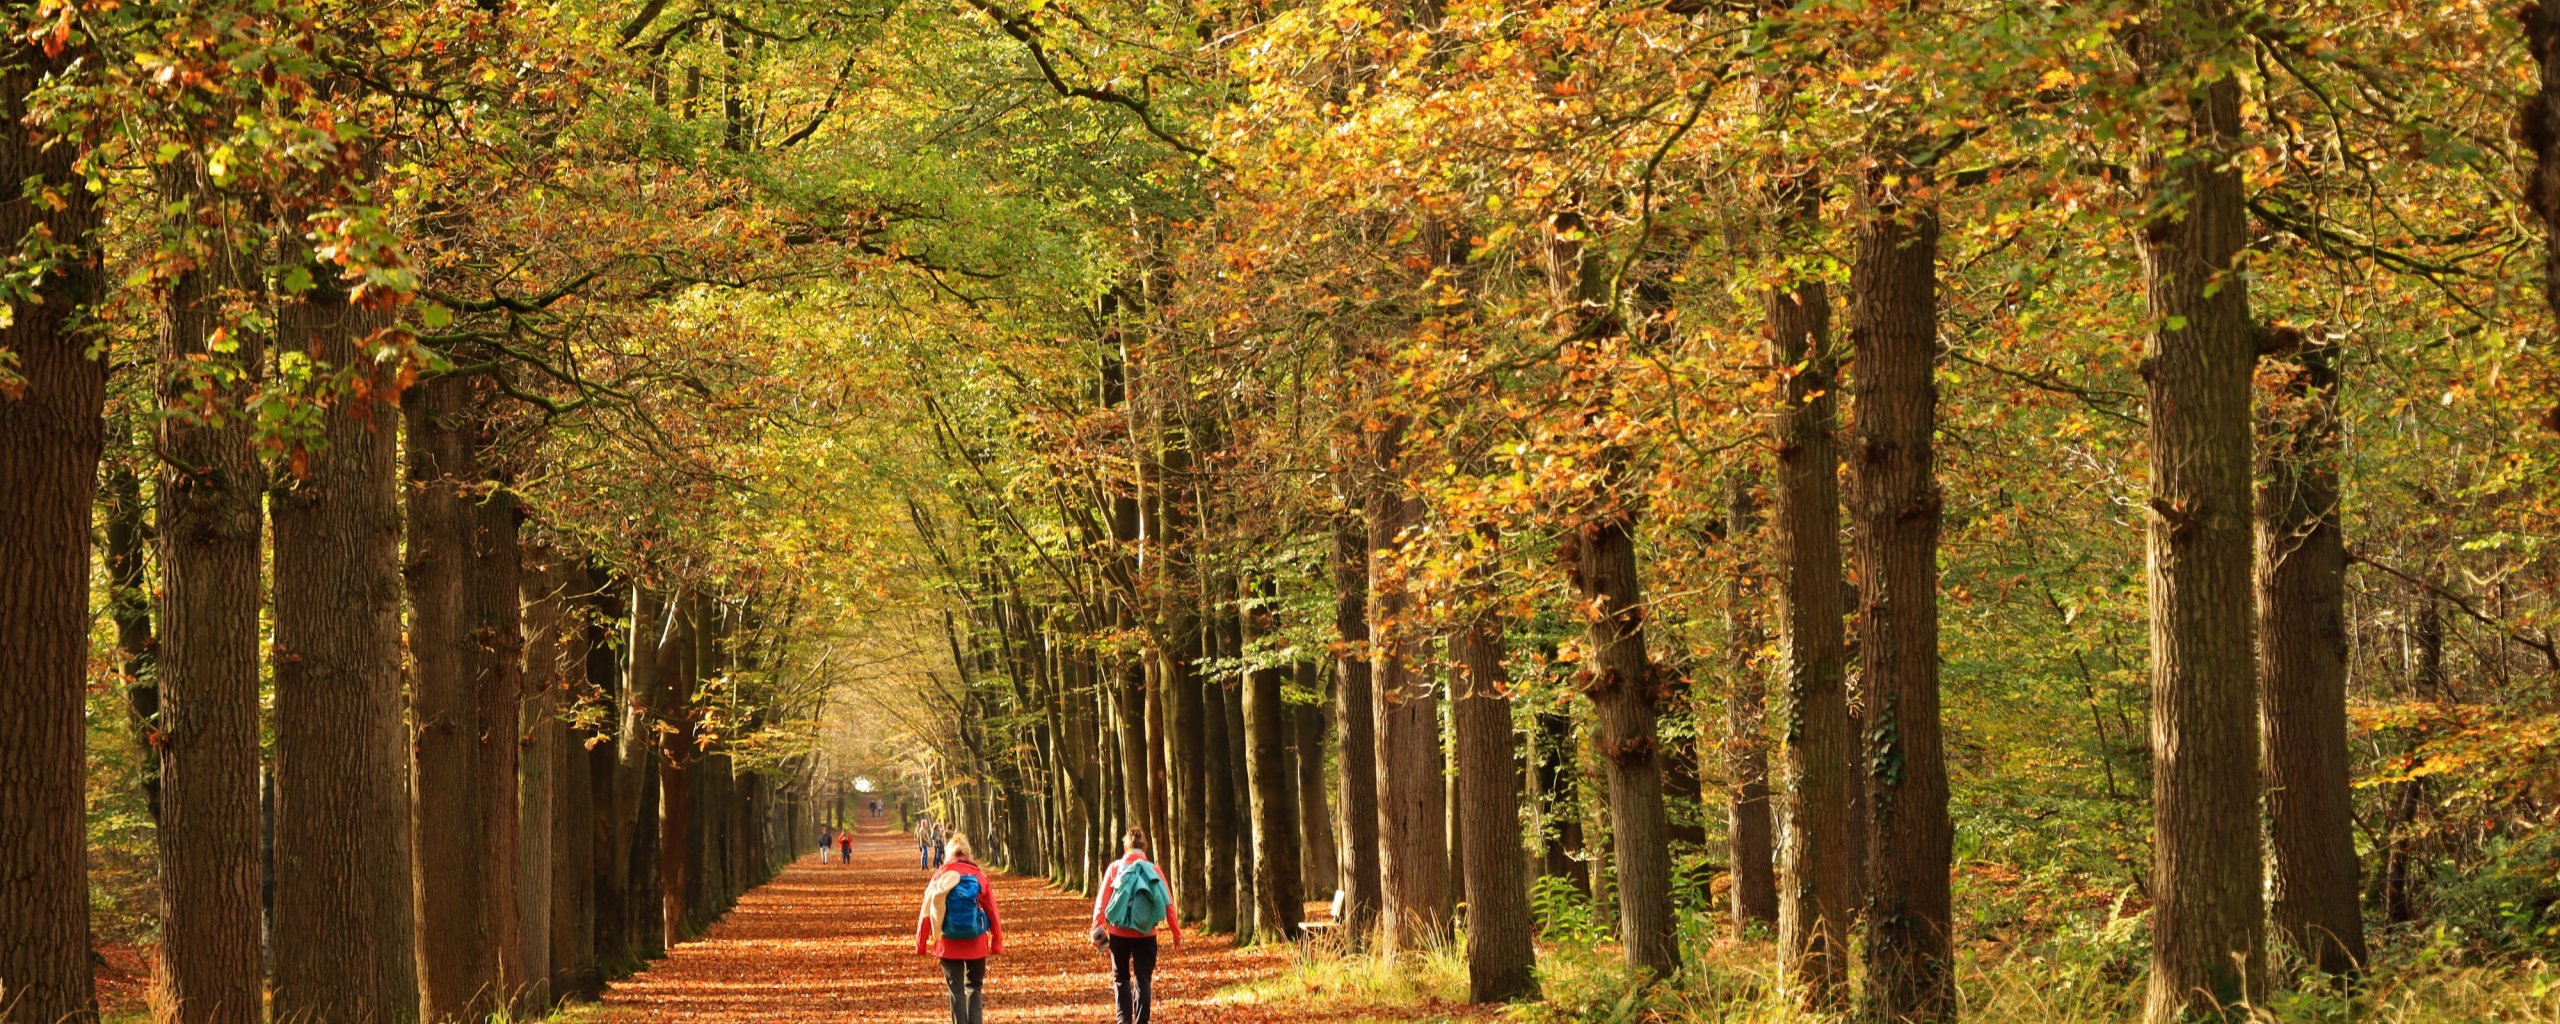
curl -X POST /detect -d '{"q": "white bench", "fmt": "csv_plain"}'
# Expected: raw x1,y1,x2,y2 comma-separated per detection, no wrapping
1293,889,1349,957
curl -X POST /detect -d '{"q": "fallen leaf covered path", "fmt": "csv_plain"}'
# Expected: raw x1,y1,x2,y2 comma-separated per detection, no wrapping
597,810,1306,1023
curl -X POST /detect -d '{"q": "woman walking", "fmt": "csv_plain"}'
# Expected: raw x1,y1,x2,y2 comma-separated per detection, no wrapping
917,833,1003,1024
1090,828,1181,1024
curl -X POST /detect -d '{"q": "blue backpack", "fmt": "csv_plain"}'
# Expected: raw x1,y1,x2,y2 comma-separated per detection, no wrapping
1103,860,1168,932
942,874,989,940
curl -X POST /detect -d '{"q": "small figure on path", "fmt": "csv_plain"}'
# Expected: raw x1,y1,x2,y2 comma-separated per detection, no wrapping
838,828,855,865
917,833,1003,1024
916,819,936,870
1090,828,1182,1024
819,825,835,864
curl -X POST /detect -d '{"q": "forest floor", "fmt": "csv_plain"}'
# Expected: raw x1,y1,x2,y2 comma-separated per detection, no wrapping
581,815,1480,1024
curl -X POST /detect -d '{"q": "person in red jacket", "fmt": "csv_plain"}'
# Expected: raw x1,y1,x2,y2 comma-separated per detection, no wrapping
1089,828,1182,1024
916,834,1002,1024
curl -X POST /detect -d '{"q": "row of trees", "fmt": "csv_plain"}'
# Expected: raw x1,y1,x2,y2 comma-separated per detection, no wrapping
0,0,888,1021
871,3,2560,1024
5,0,2558,1022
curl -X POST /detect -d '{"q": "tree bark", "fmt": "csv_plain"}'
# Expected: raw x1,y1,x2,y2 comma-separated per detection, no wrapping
1452,585,1536,1002
0,42,104,1023
521,551,567,1011
554,567,602,1000
1202,596,1241,934
660,596,701,947
476,467,528,1012
1723,480,1779,934
1332,513,1385,935
150,162,266,1024
408,372,510,1021
1368,419,1450,951
1242,583,1305,940
2256,337,2367,977
1294,661,1340,897
271,292,419,1024
2129,2,2268,1014
1223,594,1259,941
1566,493,1679,975
1848,177,1953,1023
1767,213,1853,1008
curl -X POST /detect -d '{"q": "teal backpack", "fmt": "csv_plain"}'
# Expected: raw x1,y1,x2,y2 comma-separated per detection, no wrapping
1103,860,1169,932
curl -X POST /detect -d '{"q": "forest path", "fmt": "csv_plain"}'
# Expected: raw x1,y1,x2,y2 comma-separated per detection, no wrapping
594,811,1317,1023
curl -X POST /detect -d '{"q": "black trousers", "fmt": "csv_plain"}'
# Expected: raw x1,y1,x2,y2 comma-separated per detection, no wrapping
1107,934,1158,1024
940,957,986,1024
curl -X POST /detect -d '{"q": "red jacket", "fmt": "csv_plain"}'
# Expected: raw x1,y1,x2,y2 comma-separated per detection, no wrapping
916,858,1003,959
1090,852,1183,941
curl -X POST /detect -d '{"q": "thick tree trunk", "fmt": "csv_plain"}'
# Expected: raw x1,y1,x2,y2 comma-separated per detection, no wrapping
271,293,420,1024
1849,182,1953,1023
0,47,104,1023
1294,661,1340,897
587,582,632,975
1157,422,1212,918
521,553,568,1010
1331,514,1385,935
1567,492,1679,975
1202,603,1241,934
2130,3,2269,1015
660,598,700,947
1222,595,1259,941
408,373,511,1021
1242,586,1305,940
477,478,529,1011
1452,591,1536,1002
2257,338,2367,977
2526,0,2560,342
1767,244,1853,1008
1368,420,1450,951
554,568,603,1000
150,173,266,1024
1723,480,1779,934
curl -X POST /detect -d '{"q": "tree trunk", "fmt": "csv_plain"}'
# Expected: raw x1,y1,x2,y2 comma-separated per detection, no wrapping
1332,514,1385,935
521,552,567,1011
271,291,420,1024
1368,420,1450,951
0,45,104,1023
1224,596,1259,941
409,373,512,1022
1294,661,1340,897
1242,584,1305,940
2531,0,2560,437
1452,588,1536,1002
660,598,700,947
1767,224,1853,1008
1723,480,1778,934
2130,2,2269,1014
476,474,528,1012
1849,179,1953,1023
554,567,602,1000
2257,337,2367,977
1202,604,1241,934
1567,492,1679,975
150,165,266,1024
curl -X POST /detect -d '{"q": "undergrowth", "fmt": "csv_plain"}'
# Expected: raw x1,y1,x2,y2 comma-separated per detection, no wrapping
1243,880,2560,1023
